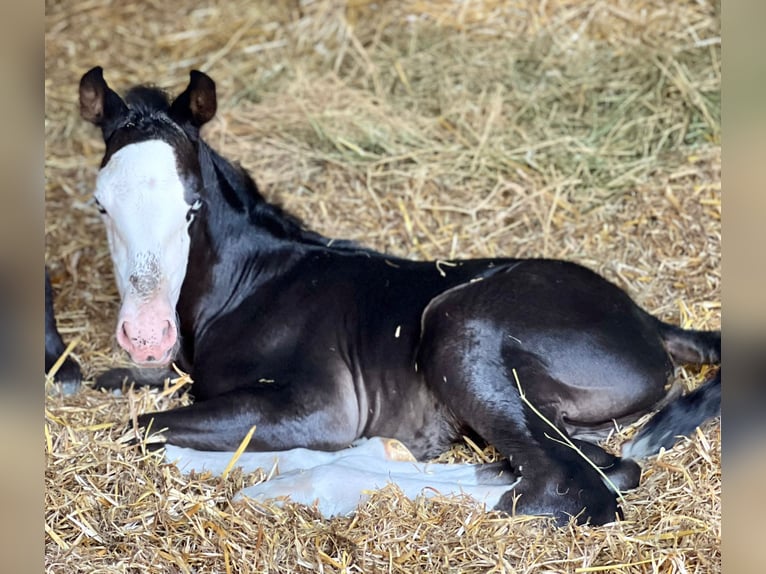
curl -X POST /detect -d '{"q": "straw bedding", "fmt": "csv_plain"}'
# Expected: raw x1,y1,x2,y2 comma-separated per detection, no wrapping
45,1,721,572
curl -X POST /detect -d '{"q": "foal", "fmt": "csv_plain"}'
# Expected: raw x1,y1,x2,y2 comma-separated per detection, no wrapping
80,67,720,525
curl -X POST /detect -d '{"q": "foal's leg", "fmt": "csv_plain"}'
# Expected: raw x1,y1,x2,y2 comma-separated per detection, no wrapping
419,317,623,525
132,384,359,452
572,439,641,492
426,358,621,524
94,366,177,391
45,268,82,394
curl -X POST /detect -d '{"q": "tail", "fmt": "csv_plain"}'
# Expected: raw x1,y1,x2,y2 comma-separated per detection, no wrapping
621,321,721,459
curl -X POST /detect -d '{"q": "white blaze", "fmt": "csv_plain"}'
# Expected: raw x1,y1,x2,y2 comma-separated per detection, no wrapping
95,140,192,365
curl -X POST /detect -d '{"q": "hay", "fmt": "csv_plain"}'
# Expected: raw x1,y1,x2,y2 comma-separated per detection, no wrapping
45,0,720,572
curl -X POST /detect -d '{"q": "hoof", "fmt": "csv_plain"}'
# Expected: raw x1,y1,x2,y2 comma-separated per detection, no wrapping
47,357,82,396
95,367,136,391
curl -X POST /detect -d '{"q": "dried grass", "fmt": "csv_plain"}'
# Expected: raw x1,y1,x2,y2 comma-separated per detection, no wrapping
45,1,720,572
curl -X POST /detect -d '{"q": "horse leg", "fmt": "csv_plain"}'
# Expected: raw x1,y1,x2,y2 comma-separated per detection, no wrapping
420,313,624,525
45,268,82,394
571,439,641,492
94,366,177,391
438,372,621,524
133,383,359,452
622,368,721,458
620,322,721,458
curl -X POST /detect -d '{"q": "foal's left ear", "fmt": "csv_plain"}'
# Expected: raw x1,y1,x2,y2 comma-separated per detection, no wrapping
169,70,217,128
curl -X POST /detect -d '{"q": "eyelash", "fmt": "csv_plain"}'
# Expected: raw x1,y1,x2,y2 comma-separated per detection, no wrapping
94,198,107,215
94,198,201,219
186,199,202,222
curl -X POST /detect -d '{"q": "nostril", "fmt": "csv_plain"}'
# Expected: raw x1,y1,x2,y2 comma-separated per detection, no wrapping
116,321,134,352
161,320,177,345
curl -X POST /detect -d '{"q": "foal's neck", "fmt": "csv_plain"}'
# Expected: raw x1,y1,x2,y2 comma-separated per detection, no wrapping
198,141,329,249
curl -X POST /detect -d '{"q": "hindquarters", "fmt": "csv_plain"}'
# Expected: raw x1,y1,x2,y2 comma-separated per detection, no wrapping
416,258,718,524
421,260,679,425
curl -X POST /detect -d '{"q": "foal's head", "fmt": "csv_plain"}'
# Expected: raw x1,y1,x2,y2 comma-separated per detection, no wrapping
80,67,216,366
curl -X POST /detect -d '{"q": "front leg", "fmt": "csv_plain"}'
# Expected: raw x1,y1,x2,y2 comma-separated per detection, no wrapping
135,383,360,452
95,366,177,391
45,269,82,395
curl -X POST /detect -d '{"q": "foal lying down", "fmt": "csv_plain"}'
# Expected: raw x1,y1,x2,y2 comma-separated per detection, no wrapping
80,66,721,525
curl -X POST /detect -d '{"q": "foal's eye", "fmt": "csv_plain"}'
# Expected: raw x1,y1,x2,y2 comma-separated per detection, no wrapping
186,199,202,223
94,198,107,215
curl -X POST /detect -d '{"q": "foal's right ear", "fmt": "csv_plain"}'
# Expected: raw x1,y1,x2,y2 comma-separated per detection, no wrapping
79,67,128,134
169,70,217,128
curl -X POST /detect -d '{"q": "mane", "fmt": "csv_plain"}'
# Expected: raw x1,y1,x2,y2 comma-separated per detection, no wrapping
200,141,362,250
102,85,184,157
199,142,313,239
124,85,172,115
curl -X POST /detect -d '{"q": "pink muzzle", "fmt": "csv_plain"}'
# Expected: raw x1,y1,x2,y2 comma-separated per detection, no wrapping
116,296,178,366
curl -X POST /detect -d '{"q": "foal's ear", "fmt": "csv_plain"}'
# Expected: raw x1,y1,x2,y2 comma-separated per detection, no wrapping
169,70,217,128
79,67,128,131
